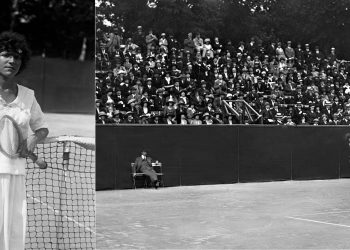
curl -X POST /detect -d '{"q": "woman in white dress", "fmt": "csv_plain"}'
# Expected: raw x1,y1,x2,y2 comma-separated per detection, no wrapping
0,31,49,250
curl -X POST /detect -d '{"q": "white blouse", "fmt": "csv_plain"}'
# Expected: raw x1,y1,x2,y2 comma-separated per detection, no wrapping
0,84,47,175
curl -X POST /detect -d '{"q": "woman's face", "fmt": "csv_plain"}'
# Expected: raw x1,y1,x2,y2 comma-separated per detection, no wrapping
0,51,21,78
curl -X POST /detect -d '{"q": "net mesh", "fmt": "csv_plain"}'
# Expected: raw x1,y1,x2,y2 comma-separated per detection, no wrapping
25,136,95,250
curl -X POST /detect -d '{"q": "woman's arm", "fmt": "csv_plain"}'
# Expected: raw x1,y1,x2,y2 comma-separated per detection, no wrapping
27,128,49,152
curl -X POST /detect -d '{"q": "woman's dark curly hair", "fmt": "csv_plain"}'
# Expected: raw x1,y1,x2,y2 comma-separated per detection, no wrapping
0,31,31,74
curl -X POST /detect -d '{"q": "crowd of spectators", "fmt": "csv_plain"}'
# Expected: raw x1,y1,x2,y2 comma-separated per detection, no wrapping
96,25,350,125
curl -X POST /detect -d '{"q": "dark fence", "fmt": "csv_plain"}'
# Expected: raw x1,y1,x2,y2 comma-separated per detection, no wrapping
96,125,350,190
15,56,94,114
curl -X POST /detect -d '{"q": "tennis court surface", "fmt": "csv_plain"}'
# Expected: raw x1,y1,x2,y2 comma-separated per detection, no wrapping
97,179,350,249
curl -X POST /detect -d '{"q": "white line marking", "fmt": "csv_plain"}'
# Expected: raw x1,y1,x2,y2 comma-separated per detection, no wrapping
28,195,97,234
293,210,350,217
286,216,350,228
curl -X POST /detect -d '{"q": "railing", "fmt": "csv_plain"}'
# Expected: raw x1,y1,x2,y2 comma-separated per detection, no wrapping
223,99,262,124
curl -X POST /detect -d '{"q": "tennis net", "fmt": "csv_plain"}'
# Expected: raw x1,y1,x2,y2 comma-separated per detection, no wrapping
25,136,95,250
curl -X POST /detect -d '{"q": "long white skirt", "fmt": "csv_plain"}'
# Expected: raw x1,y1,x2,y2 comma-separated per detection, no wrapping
0,174,26,250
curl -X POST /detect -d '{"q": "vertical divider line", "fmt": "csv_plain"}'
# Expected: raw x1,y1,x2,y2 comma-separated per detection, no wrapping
338,152,341,179
237,127,240,183
290,151,293,180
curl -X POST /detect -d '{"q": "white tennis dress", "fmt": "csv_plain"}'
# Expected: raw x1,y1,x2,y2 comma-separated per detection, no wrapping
0,84,47,250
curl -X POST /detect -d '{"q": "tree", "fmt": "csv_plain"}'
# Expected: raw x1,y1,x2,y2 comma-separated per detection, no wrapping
0,0,94,60
96,0,350,59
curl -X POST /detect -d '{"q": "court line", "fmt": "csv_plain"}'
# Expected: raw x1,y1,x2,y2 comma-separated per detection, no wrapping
28,195,98,235
293,210,350,217
286,216,350,228
104,197,247,207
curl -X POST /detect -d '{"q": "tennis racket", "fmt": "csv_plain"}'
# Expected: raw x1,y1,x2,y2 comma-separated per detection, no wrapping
0,115,47,169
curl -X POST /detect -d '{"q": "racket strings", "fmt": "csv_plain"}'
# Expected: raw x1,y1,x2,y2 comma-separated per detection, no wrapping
0,116,21,158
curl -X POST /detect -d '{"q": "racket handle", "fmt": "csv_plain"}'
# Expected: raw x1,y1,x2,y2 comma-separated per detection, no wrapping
28,152,47,169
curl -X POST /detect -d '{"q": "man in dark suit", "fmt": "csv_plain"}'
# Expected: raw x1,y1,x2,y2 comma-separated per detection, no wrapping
134,150,160,189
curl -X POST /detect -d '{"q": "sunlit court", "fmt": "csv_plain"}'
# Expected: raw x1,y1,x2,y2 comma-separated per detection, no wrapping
97,179,350,249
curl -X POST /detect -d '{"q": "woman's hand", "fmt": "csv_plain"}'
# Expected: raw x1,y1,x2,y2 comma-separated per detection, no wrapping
23,128,49,156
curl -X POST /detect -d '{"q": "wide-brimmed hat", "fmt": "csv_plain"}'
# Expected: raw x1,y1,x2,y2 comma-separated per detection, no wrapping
127,98,136,105
139,114,150,119
99,111,107,117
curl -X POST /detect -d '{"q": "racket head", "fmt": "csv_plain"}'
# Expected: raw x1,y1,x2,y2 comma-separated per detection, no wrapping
0,115,23,158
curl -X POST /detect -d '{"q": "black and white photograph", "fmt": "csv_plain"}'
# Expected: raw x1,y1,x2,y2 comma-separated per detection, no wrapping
0,0,95,249
96,0,350,249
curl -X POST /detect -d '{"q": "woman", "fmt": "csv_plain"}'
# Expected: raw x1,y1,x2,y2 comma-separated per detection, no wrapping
0,31,49,250
190,112,203,125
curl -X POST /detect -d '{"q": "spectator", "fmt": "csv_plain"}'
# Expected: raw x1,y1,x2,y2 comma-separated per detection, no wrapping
190,112,203,125
134,150,160,189
96,26,350,126
285,41,295,63
179,113,189,125
104,28,121,54
184,32,195,55
193,33,204,54
202,112,214,124
97,111,112,124
145,30,158,56
203,38,214,58
133,26,146,53
159,33,168,54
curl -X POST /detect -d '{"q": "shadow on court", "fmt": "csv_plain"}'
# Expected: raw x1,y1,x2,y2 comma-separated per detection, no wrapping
97,179,350,249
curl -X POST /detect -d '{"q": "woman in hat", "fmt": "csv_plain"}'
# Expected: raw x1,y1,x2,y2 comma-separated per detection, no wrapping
111,112,123,124
202,112,213,125
124,111,136,124
123,56,133,73
202,38,214,58
0,31,49,250
97,111,112,124
178,89,189,106
159,33,168,54
190,112,203,125
150,112,163,124
163,96,177,117
139,114,150,124
141,100,152,116
213,112,224,124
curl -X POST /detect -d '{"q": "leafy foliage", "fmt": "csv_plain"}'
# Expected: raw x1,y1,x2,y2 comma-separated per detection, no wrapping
0,0,94,59
97,0,350,59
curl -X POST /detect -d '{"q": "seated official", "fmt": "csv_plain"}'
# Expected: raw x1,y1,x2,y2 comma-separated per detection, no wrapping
134,150,160,189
